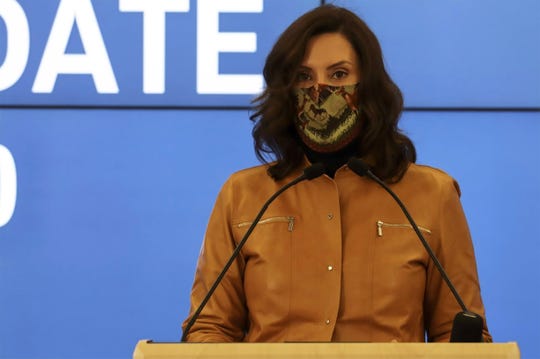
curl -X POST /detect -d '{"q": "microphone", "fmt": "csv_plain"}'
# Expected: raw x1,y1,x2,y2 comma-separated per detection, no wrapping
181,163,326,342
347,158,484,342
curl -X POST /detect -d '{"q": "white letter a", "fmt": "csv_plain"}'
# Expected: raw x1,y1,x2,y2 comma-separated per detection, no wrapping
32,0,118,93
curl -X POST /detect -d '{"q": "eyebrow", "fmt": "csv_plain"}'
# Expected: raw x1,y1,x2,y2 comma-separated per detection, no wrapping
298,60,354,70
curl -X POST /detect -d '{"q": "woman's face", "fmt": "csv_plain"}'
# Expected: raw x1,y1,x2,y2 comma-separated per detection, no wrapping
295,32,360,88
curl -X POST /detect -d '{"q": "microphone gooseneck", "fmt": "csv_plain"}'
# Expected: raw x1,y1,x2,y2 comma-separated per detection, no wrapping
181,163,325,342
347,157,484,342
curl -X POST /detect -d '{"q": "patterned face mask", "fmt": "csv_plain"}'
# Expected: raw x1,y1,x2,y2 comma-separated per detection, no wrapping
294,83,361,153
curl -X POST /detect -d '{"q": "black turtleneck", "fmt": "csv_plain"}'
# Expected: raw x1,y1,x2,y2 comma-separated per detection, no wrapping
302,141,359,178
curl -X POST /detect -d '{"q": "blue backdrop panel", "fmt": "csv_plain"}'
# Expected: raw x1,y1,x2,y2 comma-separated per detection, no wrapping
0,0,318,107
0,109,258,358
401,110,540,359
1,0,538,108
1,109,539,358
335,0,540,108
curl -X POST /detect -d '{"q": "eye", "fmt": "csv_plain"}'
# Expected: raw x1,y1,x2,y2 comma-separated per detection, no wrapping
295,70,312,84
331,70,349,80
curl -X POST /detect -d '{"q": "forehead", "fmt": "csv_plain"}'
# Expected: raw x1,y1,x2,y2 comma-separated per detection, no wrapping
301,32,358,67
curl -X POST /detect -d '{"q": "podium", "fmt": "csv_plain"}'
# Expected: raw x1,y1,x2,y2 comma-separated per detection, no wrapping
133,340,520,359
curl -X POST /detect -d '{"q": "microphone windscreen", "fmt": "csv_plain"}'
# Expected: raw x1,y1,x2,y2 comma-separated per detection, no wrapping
450,311,484,342
303,163,326,180
347,158,370,177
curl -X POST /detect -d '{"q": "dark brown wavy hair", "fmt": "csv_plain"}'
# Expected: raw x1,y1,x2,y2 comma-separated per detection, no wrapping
250,5,416,182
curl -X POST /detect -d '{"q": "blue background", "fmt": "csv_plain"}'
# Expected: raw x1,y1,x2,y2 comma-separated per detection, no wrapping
1,0,539,358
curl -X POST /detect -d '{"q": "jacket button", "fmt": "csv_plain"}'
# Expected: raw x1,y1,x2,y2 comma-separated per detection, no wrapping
327,213,334,220
327,265,333,271
325,319,331,325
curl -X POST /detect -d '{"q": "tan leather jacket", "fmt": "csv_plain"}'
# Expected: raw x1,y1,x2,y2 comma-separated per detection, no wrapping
182,163,491,342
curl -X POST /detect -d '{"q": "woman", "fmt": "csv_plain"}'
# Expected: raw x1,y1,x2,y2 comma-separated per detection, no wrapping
182,5,491,342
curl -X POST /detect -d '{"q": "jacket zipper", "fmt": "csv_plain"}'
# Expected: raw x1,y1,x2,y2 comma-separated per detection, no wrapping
376,220,431,237
237,216,295,232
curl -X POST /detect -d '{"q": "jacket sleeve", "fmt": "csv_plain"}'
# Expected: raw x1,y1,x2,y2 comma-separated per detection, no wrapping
182,178,248,342
424,177,492,342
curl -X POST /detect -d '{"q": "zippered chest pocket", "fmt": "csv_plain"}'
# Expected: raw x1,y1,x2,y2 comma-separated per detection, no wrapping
234,215,296,322
233,215,296,255
376,220,431,237
371,219,432,321
372,219,432,269
236,216,295,232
